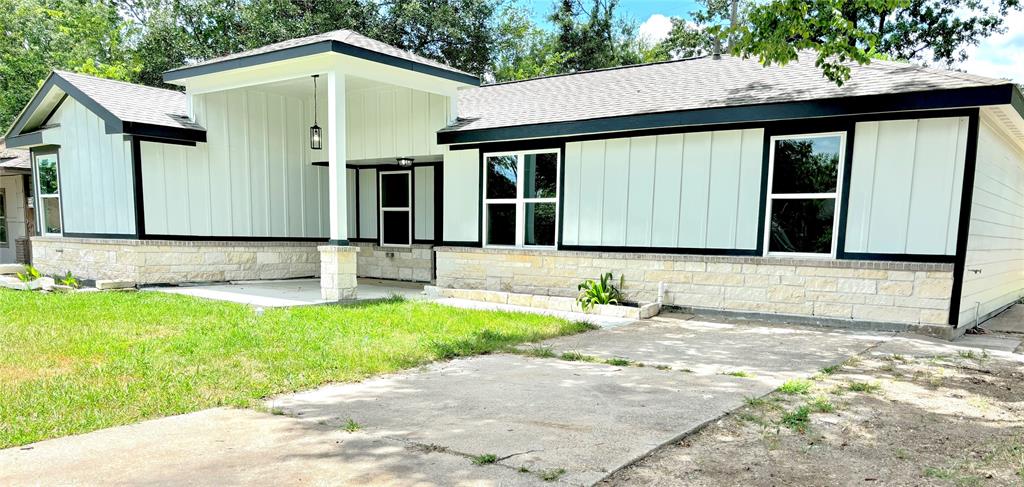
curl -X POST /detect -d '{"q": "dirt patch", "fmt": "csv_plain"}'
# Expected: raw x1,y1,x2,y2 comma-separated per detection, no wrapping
602,351,1024,486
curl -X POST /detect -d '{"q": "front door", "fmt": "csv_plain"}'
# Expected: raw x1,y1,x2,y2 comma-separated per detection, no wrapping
378,170,411,246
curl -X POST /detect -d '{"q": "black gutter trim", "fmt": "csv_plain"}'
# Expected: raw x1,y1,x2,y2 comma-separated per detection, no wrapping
64,232,138,239
141,234,330,243
947,109,982,328
162,40,480,86
132,136,197,147
559,245,759,256
6,131,43,148
840,252,956,264
438,84,1017,145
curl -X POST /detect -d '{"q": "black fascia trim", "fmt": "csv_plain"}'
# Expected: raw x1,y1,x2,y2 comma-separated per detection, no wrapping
840,252,956,264
559,245,760,256
161,40,480,86
130,137,147,238
141,234,330,243
438,85,1015,145
132,135,197,147
348,237,377,243
6,131,44,148
123,122,206,143
947,109,982,328
64,232,138,240
438,240,483,247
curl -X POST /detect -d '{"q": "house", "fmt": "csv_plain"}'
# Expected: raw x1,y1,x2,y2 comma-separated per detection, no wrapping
4,29,1023,336
0,139,32,264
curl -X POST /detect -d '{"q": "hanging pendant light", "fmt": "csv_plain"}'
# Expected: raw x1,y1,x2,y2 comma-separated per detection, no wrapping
310,75,322,150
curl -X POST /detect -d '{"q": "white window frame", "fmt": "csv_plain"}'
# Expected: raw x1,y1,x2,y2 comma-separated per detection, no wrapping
482,149,560,248
0,189,7,245
34,153,62,237
378,170,412,247
763,132,846,259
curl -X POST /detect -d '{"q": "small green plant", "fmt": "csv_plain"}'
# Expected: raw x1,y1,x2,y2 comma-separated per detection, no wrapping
538,468,566,481
722,370,752,378
59,271,80,289
605,357,631,366
923,467,954,480
472,453,497,465
517,466,530,473
778,379,813,395
576,272,624,311
343,418,361,432
269,407,285,416
744,396,769,407
523,346,557,358
780,406,811,432
653,364,672,371
808,396,835,413
847,381,881,393
819,364,841,375
16,265,41,288
559,351,595,362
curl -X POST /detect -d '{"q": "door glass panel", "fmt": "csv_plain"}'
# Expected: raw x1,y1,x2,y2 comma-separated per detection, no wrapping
37,157,59,195
769,198,835,254
380,173,410,208
771,136,841,194
524,202,556,246
523,153,557,198
381,211,410,245
43,198,61,234
486,155,517,199
486,204,516,245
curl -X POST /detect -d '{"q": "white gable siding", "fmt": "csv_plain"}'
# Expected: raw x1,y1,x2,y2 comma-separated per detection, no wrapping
844,117,968,255
958,119,1024,326
562,129,763,249
46,98,136,235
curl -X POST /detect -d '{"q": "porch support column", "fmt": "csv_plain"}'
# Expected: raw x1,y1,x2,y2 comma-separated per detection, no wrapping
320,68,359,301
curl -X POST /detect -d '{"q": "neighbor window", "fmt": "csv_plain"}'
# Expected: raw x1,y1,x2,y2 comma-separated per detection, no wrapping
764,133,845,256
35,153,61,235
379,170,411,246
0,190,7,245
483,150,559,247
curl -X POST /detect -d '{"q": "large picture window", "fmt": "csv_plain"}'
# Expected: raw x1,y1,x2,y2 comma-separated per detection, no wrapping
764,133,845,257
483,150,559,247
379,170,411,246
35,153,61,236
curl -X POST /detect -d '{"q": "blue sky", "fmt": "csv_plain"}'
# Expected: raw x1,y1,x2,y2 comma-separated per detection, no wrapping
514,0,1024,82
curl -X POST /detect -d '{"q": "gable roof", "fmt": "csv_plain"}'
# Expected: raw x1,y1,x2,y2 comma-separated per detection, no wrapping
440,54,1022,144
5,70,205,147
163,29,479,86
0,139,30,173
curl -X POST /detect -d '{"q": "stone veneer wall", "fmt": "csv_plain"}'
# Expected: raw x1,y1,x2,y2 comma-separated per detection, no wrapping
435,247,955,327
32,236,320,284
353,242,434,282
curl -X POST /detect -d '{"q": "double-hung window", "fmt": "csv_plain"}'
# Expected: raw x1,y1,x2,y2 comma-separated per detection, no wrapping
764,132,845,257
379,170,412,246
35,153,61,236
483,150,559,247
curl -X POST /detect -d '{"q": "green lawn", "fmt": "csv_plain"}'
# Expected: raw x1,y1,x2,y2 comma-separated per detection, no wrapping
0,289,591,448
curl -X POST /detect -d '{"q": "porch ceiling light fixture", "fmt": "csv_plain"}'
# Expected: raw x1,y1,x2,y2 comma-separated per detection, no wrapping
310,75,322,150
396,156,414,168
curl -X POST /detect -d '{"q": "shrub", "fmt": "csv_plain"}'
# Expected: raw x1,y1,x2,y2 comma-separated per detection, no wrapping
16,265,41,289
576,272,624,311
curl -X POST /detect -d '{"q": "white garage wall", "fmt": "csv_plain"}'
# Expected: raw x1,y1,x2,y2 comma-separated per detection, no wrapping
48,98,136,235
442,148,480,242
844,117,969,255
141,88,328,237
958,118,1024,326
562,129,764,249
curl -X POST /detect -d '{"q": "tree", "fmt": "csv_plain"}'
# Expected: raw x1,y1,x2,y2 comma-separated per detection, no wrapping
546,0,661,74
652,1,749,60
729,0,1023,85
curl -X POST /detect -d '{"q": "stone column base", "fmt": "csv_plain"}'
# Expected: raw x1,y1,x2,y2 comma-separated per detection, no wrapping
319,245,359,300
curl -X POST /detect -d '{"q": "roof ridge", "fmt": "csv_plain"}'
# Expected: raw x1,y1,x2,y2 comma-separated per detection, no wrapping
481,55,711,88
53,70,185,95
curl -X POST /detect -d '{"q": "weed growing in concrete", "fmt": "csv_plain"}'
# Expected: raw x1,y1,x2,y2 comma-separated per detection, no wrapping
808,396,835,413
472,454,498,465
678,368,695,373
539,468,566,481
780,406,811,432
605,357,631,366
654,364,672,371
560,351,596,362
343,419,361,433
523,346,556,358
778,379,813,395
847,381,881,393
518,466,530,473
722,370,753,378
269,407,284,416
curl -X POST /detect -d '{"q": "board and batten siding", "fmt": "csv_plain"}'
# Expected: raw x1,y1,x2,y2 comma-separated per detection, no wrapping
844,117,969,255
344,86,449,161
413,165,435,240
141,88,329,238
958,119,1024,326
561,129,764,249
47,98,136,235
442,148,480,242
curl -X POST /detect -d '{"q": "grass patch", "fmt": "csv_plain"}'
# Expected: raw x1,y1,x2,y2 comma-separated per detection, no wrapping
343,419,361,433
559,351,596,362
472,453,498,465
777,379,813,395
819,364,841,375
722,370,753,378
808,396,835,413
522,346,557,358
538,468,566,481
847,381,882,393
0,289,590,448
605,357,631,366
780,406,811,432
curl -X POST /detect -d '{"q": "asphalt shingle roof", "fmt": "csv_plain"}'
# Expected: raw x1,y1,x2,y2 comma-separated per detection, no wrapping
166,29,474,79
0,140,30,170
444,54,1010,133
54,71,201,132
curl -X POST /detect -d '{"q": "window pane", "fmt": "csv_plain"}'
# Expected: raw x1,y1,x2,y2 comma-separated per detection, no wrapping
381,210,410,245
769,199,835,254
43,197,61,234
486,155,517,199
0,219,6,244
486,204,516,245
772,136,841,194
380,173,409,208
524,202,556,246
38,157,59,195
523,153,557,198
0,193,5,217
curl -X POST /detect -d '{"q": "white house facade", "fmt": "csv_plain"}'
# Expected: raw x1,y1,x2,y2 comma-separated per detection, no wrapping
5,30,1024,336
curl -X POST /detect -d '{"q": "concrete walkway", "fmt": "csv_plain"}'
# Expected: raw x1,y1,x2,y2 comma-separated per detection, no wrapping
3,314,1013,486
982,303,1024,334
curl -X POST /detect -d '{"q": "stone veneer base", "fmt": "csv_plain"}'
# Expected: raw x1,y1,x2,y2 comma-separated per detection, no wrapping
31,237,320,285
319,245,359,301
435,246,957,331
425,286,661,320
353,242,433,282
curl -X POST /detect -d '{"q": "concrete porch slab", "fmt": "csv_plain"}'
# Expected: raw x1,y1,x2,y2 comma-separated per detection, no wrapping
145,278,426,307
981,304,1024,334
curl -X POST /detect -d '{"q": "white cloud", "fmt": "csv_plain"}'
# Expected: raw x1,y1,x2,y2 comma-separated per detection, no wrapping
639,14,673,45
959,9,1024,83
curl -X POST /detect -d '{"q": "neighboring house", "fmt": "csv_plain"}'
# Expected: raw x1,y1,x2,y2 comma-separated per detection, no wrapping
0,139,32,264
4,29,1024,336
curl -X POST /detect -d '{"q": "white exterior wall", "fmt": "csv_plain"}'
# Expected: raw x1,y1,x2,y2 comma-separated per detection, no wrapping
562,129,763,249
413,165,435,240
442,148,480,242
141,88,329,237
47,98,136,235
845,117,969,255
0,175,27,263
344,86,449,161
958,118,1024,326
356,168,378,239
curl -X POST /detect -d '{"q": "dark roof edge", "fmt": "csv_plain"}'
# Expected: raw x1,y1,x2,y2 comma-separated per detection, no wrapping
5,130,44,148
163,40,481,86
438,84,1017,145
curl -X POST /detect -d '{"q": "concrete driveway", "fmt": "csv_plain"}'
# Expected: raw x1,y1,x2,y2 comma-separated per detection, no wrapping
0,313,899,486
